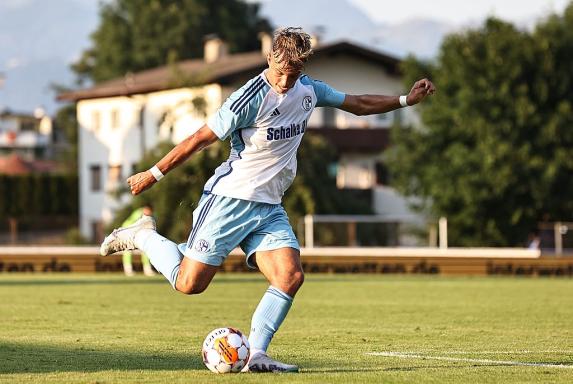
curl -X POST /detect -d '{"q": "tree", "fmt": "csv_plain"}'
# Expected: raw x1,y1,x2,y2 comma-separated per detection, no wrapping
110,135,370,242
52,104,79,171
72,0,271,84
388,6,573,247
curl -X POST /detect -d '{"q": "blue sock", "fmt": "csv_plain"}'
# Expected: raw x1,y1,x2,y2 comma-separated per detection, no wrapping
249,286,293,352
135,229,182,289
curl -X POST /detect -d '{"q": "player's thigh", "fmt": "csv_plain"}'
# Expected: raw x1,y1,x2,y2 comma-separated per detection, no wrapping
176,257,218,294
253,247,304,297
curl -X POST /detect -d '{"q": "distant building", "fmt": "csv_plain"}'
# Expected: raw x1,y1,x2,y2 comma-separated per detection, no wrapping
59,36,424,242
0,108,54,160
0,109,64,175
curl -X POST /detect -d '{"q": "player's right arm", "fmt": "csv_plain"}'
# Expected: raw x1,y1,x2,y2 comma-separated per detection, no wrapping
127,125,218,195
127,77,258,196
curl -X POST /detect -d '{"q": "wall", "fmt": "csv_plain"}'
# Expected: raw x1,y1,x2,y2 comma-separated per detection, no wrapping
2,247,572,277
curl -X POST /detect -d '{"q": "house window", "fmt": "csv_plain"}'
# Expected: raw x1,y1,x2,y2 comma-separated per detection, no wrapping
336,158,375,189
20,120,35,131
111,109,119,129
393,109,402,126
108,164,123,183
90,164,101,191
139,105,145,129
91,220,103,243
375,162,391,186
375,112,394,128
92,111,100,132
323,107,336,127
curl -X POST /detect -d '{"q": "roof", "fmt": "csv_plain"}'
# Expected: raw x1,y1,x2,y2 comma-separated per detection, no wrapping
58,41,401,102
0,153,60,175
0,110,39,120
0,153,31,175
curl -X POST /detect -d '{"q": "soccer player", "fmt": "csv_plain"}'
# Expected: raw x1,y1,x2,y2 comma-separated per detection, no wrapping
120,204,155,276
101,27,436,373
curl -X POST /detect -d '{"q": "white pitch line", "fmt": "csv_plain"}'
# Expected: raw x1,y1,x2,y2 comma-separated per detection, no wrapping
431,351,573,354
367,352,573,369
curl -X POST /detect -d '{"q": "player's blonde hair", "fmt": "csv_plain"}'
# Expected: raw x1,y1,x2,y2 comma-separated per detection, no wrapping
270,27,313,70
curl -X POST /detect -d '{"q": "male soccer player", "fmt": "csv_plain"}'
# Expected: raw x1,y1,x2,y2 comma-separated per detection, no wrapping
101,27,436,373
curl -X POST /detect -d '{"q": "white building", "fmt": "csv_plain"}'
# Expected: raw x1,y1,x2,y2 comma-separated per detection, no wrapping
59,37,423,242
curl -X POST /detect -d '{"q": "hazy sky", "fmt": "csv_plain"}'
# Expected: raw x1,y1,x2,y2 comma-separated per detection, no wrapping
1,0,571,113
348,0,570,25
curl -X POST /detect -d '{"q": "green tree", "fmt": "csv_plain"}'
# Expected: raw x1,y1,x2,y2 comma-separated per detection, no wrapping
72,0,271,84
110,135,370,242
388,7,573,246
52,104,79,171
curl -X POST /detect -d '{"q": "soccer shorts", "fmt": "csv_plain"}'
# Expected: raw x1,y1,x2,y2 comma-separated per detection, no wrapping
178,193,300,269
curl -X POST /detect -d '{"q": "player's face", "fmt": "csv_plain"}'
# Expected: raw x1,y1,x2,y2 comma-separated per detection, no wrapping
266,55,302,94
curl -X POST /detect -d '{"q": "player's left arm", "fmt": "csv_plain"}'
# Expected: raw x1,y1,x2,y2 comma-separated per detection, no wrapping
339,78,436,115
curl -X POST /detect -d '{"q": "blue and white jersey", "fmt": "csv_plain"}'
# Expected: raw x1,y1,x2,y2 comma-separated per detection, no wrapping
204,71,345,204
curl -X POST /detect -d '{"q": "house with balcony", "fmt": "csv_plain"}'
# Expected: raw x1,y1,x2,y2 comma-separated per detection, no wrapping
0,109,64,175
59,36,424,242
0,109,54,160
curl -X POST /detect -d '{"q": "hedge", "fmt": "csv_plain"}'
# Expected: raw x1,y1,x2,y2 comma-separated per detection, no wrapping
0,174,78,218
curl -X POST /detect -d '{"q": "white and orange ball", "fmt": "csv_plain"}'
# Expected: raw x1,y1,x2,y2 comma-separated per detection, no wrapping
202,327,250,373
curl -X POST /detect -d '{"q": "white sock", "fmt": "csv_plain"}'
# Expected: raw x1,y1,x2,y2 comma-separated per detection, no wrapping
134,229,182,289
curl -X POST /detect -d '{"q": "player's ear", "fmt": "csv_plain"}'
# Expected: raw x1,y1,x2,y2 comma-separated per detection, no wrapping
266,53,273,67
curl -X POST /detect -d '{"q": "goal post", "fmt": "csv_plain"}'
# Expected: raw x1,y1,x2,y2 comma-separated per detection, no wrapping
302,214,436,248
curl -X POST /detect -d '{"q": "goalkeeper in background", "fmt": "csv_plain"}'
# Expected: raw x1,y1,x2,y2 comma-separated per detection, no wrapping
121,205,155,277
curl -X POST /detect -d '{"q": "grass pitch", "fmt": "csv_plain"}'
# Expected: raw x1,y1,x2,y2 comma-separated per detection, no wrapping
0,273,572,383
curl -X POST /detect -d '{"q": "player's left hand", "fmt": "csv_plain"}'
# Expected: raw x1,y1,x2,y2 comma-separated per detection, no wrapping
406,78,436,106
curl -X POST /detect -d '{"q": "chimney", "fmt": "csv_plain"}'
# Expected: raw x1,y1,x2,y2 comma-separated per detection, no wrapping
310,34,320,48
259,32,272,56
204,35,228,63
310,26,325,48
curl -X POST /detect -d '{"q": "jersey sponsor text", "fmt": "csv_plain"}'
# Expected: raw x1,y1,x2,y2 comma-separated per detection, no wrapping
266,119,307,141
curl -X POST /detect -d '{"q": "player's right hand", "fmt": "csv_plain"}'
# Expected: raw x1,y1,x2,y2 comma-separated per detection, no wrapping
127,171,156,195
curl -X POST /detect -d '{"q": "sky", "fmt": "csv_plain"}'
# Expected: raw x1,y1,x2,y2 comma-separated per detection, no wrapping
0,0,571,114
349,0,569,25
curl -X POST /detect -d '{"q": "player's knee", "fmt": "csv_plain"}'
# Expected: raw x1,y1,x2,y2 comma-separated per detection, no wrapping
292,269,305,290
283,269,304,295
176,277,208,295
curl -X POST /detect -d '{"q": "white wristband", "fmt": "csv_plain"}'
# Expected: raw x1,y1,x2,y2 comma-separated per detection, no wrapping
149,165,164,181
399,95,409,107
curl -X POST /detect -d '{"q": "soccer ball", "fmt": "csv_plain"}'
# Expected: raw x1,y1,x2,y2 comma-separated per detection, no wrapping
202,327,250,373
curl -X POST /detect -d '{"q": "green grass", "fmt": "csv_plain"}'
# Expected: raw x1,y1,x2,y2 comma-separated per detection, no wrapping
0,274,572,383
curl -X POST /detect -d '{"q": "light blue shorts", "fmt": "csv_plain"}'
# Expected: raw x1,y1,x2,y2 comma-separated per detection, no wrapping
177,193,299,269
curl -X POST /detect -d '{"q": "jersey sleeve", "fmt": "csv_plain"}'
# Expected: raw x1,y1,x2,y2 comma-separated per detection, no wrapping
207,78,262,140
307,77,346,107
